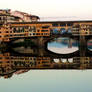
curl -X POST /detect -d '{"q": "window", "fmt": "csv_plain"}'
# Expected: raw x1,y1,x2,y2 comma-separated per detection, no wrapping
41,30,48,32
67,23,73,26
31,26,36,30
52,23,58,27
60,23,66,26
33,33,35,35
13,28,16,33
6,31,9,33
42,26,49,29
41,33,44,35
37,30,40,32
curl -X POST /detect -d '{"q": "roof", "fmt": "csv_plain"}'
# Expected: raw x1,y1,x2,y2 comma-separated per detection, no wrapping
14,11,29,15
30,15,40,19
9,20,92,24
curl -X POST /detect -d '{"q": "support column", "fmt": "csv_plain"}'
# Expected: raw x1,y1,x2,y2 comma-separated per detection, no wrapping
79,36,87,57
68,38,72,48
59,58,62,63
37,37,45,47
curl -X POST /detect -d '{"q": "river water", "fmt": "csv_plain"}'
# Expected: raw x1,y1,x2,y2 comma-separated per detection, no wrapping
0,70,92,92
48,37,79,54
0,37,92,92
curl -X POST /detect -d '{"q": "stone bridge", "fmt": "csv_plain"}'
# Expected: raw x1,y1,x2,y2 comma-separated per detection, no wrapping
0,21,92,43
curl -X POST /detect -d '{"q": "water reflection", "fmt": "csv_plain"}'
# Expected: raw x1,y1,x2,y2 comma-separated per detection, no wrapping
88,39,92,51
0,37,92,79
48,37,79,54
0,47,91,79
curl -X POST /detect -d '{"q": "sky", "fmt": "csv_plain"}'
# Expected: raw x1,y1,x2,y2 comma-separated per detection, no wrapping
0,0,92,20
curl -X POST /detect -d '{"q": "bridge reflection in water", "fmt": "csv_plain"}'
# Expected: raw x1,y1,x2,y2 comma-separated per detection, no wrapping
0,45,92,79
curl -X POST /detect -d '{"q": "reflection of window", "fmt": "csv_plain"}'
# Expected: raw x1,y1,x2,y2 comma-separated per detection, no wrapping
38,62,40,64
6,31,9,33
41,33,43,35
36,33,40,35
0,57,2,59
33,33,35,35
10,35,12,36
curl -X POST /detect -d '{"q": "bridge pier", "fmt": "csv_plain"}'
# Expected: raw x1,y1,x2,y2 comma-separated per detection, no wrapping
59,58,63,63
68,38,72,48
37,37,46,48
79,36,87,57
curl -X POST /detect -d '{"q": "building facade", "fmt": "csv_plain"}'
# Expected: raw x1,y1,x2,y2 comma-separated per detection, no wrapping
11,11,40,22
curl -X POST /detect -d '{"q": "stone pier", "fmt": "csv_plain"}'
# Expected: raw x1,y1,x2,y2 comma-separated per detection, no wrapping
79,36,87,57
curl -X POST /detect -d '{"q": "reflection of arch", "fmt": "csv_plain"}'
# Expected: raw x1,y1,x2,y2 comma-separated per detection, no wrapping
45,48,79,59
6,44,79,59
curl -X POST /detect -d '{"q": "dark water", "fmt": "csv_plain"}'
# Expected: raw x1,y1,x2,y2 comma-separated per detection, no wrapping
0,37,92,92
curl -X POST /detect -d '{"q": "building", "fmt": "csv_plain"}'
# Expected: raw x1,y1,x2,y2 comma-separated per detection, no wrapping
11,11,40,22
0,9,23,23
0,9,40,23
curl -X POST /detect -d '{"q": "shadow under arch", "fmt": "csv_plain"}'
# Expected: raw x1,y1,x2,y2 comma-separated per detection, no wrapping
6,44,79,59
8,37,37,43
87,49,92,56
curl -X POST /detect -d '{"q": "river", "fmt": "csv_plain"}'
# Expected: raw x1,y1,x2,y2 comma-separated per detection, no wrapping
0,37,92,92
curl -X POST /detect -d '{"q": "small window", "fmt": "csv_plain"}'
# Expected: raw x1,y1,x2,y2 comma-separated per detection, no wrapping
60,23,66,26
42,26,49,29
37,30,40,32
52,23,58,27
33,33,35,35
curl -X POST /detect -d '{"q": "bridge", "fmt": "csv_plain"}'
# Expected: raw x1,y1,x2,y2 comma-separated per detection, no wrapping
0,21,92,42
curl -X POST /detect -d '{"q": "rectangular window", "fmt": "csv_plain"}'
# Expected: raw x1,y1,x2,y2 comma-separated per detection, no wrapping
41,30,48,32
60,23,66,26
33,33,35,35
67,23,73,26
52,23,58,27
42,26,49,29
